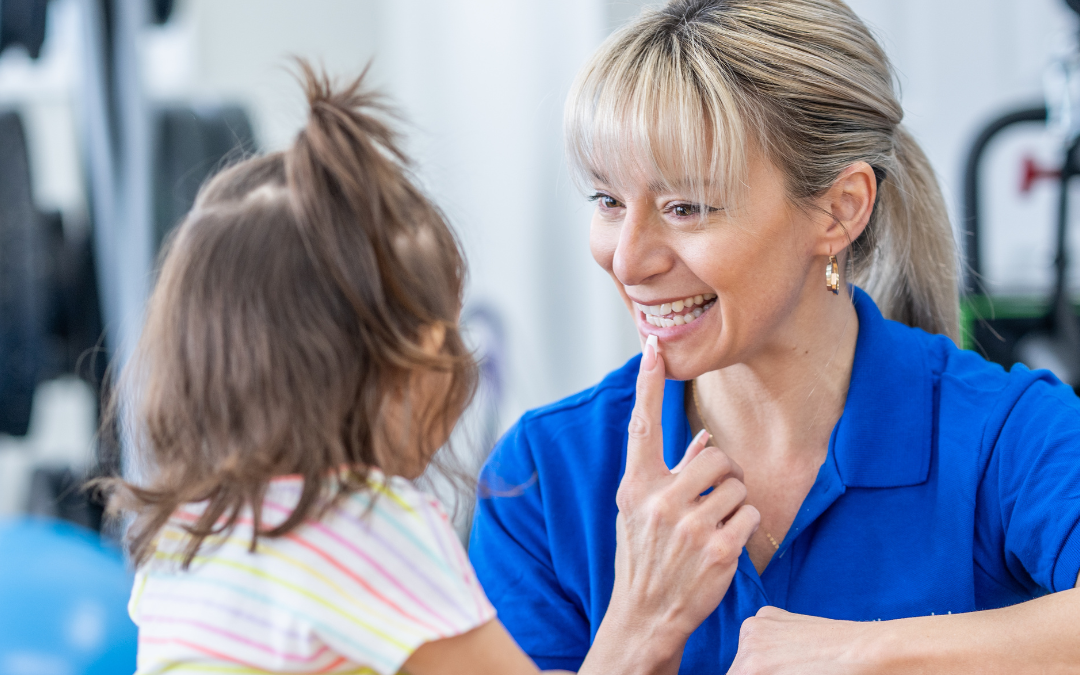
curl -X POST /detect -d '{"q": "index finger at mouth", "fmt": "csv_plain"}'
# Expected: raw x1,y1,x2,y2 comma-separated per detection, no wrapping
626,335,668,477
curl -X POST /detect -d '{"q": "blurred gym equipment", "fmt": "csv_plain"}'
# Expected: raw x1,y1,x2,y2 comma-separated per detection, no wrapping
0,0,256,529
0,517,138,674
0,111,106,439
961,0,1080,387
0,0,49,58
0,112,45,438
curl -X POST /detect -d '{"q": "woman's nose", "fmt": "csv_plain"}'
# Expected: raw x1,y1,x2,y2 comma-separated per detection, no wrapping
612,204,670,286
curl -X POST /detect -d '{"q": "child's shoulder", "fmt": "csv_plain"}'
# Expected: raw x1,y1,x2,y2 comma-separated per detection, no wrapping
267,468,455,549
337,470,453,535
133,469,491,674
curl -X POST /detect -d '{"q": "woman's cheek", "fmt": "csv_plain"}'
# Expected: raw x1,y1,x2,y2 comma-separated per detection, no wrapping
589,220,617,272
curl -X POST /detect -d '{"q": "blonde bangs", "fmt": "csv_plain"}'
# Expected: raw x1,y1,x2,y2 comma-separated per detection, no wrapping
564,19,753,208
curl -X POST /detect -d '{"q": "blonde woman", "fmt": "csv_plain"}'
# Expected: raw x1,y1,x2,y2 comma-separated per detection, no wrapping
470,1,1080,673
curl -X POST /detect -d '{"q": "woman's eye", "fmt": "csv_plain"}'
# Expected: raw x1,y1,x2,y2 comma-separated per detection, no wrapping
589,193,622,210
668,203,720,219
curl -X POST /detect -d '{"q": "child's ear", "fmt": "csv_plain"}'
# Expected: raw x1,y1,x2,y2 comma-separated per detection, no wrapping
420,322,447,356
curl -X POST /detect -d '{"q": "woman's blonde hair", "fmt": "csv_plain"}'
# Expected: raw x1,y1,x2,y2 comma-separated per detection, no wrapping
565,0,959,341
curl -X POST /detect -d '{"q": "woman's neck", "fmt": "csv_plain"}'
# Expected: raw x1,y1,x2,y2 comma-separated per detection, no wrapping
693,290,859,463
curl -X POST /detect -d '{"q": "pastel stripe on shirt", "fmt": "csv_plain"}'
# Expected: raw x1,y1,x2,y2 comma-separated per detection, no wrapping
130,470,495,675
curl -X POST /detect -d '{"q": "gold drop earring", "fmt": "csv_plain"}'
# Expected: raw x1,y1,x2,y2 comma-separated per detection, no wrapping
825,255,840,294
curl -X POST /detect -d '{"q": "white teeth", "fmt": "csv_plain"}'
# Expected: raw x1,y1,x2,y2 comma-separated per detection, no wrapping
638,294,717,325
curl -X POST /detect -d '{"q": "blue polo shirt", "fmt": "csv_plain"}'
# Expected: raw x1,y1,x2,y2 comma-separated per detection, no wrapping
469,287,1080,673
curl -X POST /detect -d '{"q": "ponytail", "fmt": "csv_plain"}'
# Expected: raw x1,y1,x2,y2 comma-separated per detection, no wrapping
286,61,467,353
853,126,960,342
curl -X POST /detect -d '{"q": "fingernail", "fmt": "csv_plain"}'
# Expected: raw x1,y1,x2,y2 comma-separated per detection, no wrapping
644,334,658,369
692,428,709,446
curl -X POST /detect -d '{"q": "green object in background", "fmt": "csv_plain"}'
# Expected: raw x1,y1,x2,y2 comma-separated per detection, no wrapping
959,295,1080,377
960,295,1048,350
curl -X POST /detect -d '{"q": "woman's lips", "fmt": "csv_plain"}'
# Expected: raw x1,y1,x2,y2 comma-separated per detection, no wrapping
633,293,717,328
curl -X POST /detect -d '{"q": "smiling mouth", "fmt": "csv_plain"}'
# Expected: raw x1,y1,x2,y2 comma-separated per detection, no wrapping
634,293,717,328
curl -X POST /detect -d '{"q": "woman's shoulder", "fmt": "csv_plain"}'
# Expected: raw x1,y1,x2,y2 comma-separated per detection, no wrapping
884,315,1080,437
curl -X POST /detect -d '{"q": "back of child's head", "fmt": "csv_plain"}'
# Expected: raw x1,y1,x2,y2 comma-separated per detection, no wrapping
111,62,476,567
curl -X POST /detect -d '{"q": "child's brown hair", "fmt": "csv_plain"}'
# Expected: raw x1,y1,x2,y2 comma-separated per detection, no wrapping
106,62,477,568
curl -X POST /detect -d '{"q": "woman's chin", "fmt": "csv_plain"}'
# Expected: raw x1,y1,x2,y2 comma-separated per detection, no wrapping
635,313,725,380
658,354,717,382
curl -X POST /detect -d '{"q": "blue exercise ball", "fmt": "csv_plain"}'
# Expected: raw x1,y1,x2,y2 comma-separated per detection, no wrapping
0,517,137,675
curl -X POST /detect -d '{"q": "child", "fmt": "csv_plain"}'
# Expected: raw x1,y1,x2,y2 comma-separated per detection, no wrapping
107,64,575,675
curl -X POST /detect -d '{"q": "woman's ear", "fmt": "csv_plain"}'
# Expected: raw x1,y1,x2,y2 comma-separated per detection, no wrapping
816,161,877,256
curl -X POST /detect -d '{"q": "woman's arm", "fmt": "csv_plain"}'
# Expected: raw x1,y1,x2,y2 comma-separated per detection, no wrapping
729,587,1080,674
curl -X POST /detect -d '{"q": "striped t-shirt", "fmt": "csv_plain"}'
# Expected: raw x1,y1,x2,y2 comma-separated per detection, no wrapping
129,469,495,674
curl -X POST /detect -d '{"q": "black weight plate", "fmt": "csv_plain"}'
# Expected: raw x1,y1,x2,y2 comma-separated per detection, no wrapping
0,0,51,59
0,111,45,436
151,0,174,24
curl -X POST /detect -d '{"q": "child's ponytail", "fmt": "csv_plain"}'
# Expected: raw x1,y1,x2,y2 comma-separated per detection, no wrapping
285,62,466,352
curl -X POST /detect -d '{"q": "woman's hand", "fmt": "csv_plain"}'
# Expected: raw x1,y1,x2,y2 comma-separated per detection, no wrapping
729,607,878,675
579,336,761,675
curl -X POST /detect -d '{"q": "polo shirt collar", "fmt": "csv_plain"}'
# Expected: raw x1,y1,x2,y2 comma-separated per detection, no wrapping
833,286,933,488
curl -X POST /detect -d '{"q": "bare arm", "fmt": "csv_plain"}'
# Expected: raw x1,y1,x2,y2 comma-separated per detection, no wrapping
402,619,573,675
878,587,1080,674
729,587,1080,674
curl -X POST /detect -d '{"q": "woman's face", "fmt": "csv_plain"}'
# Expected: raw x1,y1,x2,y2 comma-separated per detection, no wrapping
589,151,829,381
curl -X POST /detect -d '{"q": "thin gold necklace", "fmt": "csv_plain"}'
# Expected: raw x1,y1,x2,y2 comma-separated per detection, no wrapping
690,379,780,552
